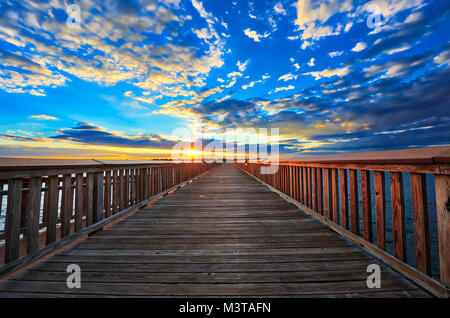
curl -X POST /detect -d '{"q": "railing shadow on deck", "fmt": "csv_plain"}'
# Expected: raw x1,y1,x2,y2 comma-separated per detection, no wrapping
235,146,450,298
0,159,217,277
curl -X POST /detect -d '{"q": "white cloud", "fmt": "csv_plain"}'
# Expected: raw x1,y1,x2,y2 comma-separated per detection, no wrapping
227,71,243,78
193,28,212,40
242,81,255,89
237,60,249,72
0,1,226,99
303,67,350,80
329,51,344,58
307,58,315,66
225,78,237,88
271,85,295,94
243,28,269,42
433,49,450,66
29,114,58,120
352,42,367,52
274,2,287,15
344,22,353,32
294,0,354,47
301,40,312,50
384,45,411,55
278,73,298,81
191,0,214,20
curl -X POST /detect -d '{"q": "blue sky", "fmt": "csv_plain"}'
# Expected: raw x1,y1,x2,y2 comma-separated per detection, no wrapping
0,0,449,159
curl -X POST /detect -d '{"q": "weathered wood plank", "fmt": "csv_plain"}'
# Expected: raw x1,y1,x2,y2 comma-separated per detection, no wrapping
340,169,349,230
61,174,72,238
104,171,112,218
93,172,104,224
361,170,372,242
434,174,450,286
86,173,94,226
46,176,59,245
323,168,332,219
75,173,84,232
349,170,359,235
410,173,431,276
5,179,23,263
374,171,386,250
26,177,41,253
390,172,407,262
331,168,340,224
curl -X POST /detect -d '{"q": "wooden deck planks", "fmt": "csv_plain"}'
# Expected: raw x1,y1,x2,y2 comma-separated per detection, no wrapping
0,165,431,297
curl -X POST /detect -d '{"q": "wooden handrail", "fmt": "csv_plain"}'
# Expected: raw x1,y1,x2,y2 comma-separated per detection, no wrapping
235,146,450,297
0,161,216,269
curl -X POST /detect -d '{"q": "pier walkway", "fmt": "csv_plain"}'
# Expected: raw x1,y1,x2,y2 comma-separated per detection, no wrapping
0,165,431,297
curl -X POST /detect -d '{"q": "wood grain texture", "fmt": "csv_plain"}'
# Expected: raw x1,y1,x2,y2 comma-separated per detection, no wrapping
361,170,372,242
340,169,349,230
93,172,104,224
434,175,450,286
26,177,41,253
46,176,59,245
410,173,431,276
374,171,386,250
61,175,72,238
331,168,340,224
390,172,407,262
5,179,23,263
323,168,332,220
75,174,84,232
349,170,359,235
0,165,431,297
317,168,323,214
104,171,112,218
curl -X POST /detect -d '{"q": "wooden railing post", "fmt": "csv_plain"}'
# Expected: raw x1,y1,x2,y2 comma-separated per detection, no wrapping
331,168,340,224
75,173,84,232
27,177,41,253
93,172,104,224
46,175,59,244
390,172,407,262
374,171,386,250
435,174,450,286
323,168,332,219
61,174,72,238
349,170,359,235
340,169,349,230
5,179,23,263
105,171,112,218
409,173,432,276
361,170,372,242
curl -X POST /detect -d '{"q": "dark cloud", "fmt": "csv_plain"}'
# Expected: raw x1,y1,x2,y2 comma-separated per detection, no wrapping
363,1,450,60
51,122,177,149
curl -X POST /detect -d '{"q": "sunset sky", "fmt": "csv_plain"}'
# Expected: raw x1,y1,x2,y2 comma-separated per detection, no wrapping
0,0,449,159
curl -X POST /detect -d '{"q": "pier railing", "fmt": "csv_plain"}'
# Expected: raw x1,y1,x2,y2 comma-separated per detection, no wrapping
0,159,215,273
235,146,450,297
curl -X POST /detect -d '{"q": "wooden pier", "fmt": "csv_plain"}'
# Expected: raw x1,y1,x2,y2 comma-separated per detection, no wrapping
0,147,448,297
